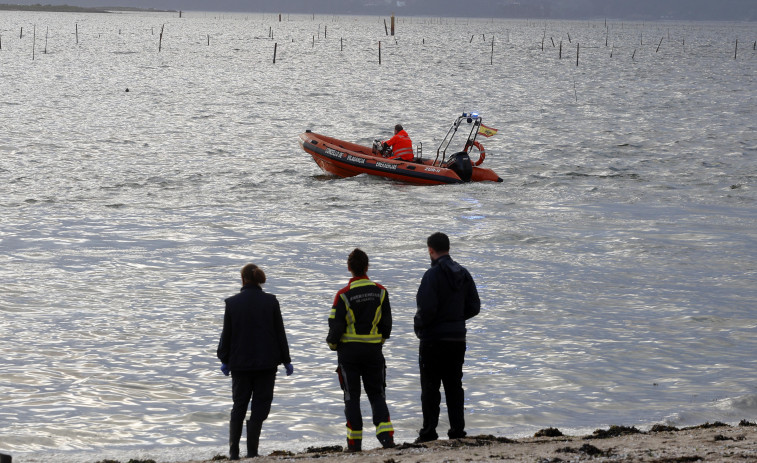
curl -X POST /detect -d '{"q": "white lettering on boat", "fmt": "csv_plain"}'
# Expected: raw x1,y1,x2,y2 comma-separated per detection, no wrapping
376,162,397,170
424,167,442,173
347,155,365,164
325,148,344,158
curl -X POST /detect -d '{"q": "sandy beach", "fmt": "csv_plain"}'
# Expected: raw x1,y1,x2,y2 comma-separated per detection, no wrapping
167,422,757,463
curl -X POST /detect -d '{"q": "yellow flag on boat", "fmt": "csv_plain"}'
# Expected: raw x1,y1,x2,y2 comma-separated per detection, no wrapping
478,124,498,137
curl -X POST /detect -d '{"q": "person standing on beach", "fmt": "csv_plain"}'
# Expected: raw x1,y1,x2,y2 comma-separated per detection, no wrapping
414,232,480,443
217,263,294,460
327,248,396,452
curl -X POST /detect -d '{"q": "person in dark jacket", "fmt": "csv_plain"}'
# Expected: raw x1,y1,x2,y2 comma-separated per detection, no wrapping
327,248,395,452
414,232,480,443
217,263,293,460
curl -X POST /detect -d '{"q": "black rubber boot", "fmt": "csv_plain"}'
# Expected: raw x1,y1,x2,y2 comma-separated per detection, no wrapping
229,420,244,460
377,431,395,448
346,438,362,452
414,428,438,444
246,420,262,458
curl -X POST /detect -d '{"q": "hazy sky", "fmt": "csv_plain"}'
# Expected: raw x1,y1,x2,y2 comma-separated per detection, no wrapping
7,0,757,20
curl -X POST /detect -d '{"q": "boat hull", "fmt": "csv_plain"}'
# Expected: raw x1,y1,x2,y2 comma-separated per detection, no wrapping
299,131,502,185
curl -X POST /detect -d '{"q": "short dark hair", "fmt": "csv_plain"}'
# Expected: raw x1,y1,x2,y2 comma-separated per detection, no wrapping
241,263,266,286
394,124,403,133
347,248,369,276
427,232,450,253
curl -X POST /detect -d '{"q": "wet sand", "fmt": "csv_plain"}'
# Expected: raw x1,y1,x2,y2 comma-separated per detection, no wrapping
177,422,757,463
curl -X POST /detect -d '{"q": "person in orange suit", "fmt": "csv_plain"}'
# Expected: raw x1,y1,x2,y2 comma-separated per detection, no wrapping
383,124,414,161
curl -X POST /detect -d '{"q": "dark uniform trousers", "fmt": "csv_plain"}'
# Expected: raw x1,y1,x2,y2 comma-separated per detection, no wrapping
231,368,277,425
419,339,467,439
338,344,390,435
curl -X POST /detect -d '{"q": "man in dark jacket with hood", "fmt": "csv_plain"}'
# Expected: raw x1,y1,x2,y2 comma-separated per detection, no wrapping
414,232,480,443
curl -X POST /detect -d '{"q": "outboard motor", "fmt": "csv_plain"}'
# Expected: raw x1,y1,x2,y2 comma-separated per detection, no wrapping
443,152,473,182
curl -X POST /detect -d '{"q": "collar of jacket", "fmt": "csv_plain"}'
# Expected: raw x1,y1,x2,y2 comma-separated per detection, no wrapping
240,284,262,291
431,254,452,267
348,275,369,284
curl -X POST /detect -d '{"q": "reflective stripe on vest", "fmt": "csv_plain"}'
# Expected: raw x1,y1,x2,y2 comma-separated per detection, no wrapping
392,134,413,159
393,146,414,159
339,279,385,344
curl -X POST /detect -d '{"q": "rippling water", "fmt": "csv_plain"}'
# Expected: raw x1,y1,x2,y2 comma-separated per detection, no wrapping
1,10,756,462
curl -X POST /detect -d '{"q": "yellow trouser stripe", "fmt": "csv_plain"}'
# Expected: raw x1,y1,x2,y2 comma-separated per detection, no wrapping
346,428,363,440
376,422,394,435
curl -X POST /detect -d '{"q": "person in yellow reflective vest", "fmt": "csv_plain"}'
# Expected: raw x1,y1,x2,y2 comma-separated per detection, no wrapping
327,248,395,452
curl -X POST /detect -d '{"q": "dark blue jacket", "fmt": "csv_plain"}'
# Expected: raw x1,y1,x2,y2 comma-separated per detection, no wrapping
217,284,291,372
414,254,480,341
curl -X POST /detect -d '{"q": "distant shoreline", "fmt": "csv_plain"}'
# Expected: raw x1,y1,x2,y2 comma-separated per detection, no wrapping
0,4,176,13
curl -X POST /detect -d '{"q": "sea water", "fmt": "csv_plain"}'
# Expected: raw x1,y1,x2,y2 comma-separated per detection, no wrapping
1,11,756,462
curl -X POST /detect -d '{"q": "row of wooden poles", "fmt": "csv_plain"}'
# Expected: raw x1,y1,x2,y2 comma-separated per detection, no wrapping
536,29,754,63
3,19,755,63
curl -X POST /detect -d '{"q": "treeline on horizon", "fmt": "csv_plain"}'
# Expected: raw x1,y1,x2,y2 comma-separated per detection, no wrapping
0,3,175,13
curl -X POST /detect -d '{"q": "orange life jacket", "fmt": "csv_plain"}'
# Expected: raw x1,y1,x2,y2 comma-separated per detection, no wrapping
385,130,414,161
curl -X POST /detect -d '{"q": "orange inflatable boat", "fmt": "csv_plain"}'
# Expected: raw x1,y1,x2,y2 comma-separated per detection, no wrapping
299,114,502,185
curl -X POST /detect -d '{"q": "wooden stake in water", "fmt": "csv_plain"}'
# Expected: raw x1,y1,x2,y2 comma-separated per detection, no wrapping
44,26,48,54
273,42,277,63
656,36,663,52
379,40,382,64
391,13,395,36
32,25,35,60
734,39,737,59
75,23,78,44
576,42,579,66
383,19,388,36
559,40,562,59
490,36,494,65
158,24,164,52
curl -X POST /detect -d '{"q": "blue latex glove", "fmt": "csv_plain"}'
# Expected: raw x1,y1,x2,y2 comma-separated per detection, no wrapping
220,363,230,376
284,363,294,376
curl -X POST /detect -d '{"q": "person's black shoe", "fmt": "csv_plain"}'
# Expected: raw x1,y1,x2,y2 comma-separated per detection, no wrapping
448,430,467,439
346,438,362,452
414,431,438,444
378,431,396,448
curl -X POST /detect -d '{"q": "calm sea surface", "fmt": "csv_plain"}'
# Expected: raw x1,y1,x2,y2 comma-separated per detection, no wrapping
1,10,756,462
